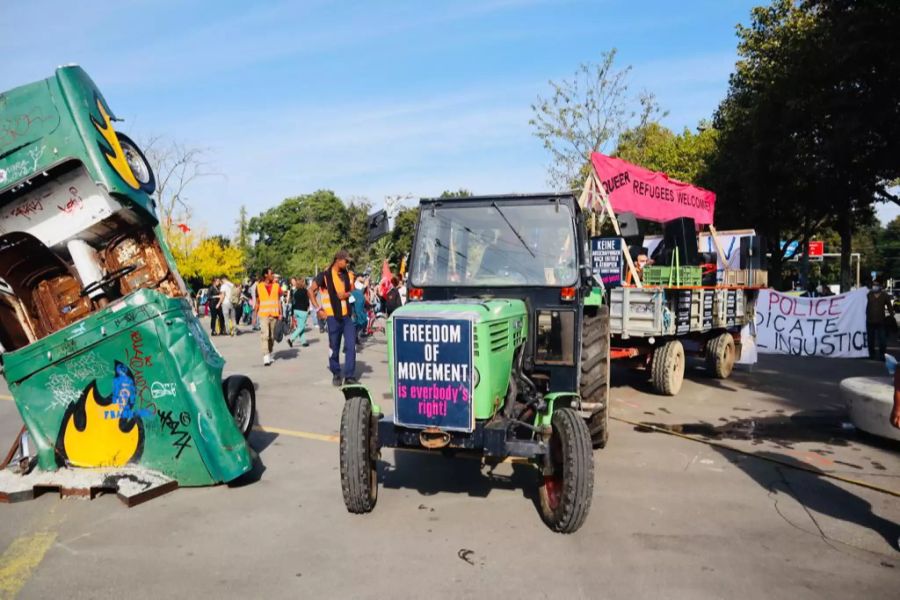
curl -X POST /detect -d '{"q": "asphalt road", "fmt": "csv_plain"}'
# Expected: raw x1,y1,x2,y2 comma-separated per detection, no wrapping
0,320,898,599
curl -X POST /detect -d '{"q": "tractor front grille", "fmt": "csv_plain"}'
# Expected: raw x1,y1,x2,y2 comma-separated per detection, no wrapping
488,321,509,352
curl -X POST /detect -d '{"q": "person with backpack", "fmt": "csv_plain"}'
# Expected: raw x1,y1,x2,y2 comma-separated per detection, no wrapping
351,277,369,346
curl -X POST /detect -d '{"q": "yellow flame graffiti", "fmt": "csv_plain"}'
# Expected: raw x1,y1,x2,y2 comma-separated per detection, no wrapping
91,98,140,190
61,384,141,467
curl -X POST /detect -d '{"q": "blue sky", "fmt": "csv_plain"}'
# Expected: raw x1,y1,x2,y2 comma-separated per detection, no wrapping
9,0,892,234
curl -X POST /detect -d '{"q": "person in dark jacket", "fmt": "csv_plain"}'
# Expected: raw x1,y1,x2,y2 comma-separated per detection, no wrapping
287,277,310,348
866,280,895,360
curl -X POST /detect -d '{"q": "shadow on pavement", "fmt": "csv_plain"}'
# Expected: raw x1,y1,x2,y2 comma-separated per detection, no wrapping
353,360,375,376
712,446,900,552
380,450,537,502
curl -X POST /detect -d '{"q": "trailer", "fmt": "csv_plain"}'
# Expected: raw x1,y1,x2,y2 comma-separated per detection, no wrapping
580,152,763,396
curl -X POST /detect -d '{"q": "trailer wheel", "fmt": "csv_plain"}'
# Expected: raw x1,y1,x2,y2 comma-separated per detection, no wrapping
651,340,685,396
340,395,378,514
580,305,610,448
538,408,594,534
706,332,735,379
223,375,256,438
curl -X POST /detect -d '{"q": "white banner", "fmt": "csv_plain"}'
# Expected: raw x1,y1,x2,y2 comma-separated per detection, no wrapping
755,288,868,357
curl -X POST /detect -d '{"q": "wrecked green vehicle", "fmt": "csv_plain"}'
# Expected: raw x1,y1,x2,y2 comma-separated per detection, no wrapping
0,66,255,499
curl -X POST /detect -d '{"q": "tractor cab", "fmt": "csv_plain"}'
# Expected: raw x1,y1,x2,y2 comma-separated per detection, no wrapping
406,194,608,441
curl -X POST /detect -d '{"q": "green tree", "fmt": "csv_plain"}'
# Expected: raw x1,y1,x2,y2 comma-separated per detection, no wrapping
712,0,900,290
439,189,473,199
248,190,350,277
615,122,718,185
235,205,251,270
881,217,900,282
530,49,663,189
345,199,373,272
391,206,420,264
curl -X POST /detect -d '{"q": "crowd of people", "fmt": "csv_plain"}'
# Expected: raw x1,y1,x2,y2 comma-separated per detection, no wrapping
191,250,407,381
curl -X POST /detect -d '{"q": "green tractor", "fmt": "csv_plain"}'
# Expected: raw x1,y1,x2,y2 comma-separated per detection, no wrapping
339,194,610,533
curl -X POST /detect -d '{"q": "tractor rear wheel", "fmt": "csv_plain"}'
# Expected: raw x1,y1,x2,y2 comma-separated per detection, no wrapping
340,395,378,513
705,332,735,379
581,305,610,448
651,340,685,396
538,407,594,534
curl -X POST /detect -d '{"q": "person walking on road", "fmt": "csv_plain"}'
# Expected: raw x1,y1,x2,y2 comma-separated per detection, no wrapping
208,278,224,336
351,277,368,346
287,277,310,348
309,250,358,386
866,280,895,360
254,267,282,366
220,276,237,336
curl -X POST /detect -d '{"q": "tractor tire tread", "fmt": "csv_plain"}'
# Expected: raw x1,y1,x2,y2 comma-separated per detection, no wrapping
580,306,610,448
651,340,685,396
705,332,735,379
340,396,377,513
539,408,594,533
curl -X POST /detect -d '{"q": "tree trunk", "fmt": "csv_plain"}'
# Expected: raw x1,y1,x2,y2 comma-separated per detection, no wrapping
838,212,852,292
767,231,783,290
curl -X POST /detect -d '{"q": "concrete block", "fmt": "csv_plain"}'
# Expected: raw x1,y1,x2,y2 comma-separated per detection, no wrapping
841,376,900,441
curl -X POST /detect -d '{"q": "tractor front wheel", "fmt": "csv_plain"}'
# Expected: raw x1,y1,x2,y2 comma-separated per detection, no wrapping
340,395,378,513
651,340,685,396
538,408,594,533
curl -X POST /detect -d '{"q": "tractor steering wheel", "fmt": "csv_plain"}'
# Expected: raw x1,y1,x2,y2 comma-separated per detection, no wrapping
80,265,137,297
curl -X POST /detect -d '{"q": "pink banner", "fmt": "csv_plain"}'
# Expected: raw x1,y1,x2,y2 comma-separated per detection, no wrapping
590,152,716,225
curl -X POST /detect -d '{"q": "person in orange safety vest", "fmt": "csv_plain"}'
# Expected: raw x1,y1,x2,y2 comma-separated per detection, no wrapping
308,249,357,387
254,266,283,366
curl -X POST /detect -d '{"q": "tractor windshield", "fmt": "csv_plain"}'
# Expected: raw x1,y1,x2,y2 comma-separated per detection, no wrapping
411,202,577,287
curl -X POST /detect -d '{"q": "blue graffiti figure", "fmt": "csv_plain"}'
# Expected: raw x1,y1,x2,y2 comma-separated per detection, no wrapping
111,360,137,420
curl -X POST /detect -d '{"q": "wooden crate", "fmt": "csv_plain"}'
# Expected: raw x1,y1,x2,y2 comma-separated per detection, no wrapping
723,269,768,287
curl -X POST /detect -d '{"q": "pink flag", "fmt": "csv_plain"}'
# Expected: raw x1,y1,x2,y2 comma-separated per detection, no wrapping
590,152,716,225
379,260,393,297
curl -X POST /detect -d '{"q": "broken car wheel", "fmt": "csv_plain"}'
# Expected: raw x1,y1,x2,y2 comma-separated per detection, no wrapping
223,375,256,438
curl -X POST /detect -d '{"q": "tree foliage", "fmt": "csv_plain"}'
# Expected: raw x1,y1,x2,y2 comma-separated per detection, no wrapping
711,0,900,290
141,136,214,235
530,49,663,189
391,206,420,264
615,122,718,185
247,190,350,277
168,227,245,285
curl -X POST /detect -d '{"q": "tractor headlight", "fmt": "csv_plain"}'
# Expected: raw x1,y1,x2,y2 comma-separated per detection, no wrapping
473,367,480,388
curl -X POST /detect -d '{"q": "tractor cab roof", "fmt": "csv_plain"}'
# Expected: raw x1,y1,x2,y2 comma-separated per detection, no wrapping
419,193,579,210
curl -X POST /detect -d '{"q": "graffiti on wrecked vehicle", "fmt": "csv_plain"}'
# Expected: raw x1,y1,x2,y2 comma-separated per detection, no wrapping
158,410,192,459
0,110,54,152
151,381,176,399
55,361,146,468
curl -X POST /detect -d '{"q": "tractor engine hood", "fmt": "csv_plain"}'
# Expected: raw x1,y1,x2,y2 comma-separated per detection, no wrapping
386,299,528,430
